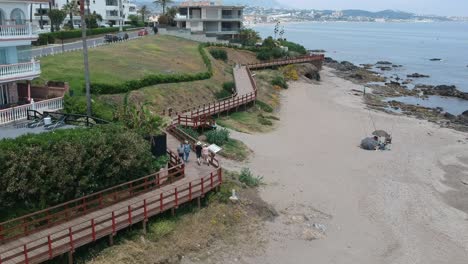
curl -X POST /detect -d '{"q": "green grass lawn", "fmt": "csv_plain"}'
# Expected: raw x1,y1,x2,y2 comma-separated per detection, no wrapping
35,35,205,95
219,138,251,161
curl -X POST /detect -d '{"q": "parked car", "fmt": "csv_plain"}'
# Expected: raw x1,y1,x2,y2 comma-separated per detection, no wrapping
117,32,129,41
104,34,119,43
138,29,148,36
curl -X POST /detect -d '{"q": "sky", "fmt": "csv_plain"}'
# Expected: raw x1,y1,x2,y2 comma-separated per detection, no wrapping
277,0,468,16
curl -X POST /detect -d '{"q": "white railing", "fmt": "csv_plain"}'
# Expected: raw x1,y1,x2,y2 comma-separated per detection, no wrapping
0,97,64,125
0,61,41,82
0,22,36,39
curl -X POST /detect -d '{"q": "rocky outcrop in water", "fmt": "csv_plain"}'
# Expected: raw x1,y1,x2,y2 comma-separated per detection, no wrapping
407,73,430,78
415,85,468,100
377,61,393,65
430,58,442,61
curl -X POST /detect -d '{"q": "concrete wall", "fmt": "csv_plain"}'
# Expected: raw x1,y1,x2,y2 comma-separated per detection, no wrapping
187,21,203,32
205,7,219,19
204,22,219,32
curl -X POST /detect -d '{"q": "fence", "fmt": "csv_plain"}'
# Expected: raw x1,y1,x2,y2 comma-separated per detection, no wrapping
0,97,63,126
0,158,184,244
0,23,35,38
0,169,222,264
0,61,41,81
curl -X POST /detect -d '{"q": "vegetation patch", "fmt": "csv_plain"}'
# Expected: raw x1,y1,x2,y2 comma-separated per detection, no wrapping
209,48,228,61
239,168,263,187
206,128,230,146
0,126,165,221
219,138,251,162
271,75,288,89
215,81,235,99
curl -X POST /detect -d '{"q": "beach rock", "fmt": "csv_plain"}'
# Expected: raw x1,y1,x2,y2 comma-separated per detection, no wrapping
339,61,358,71
309,49,326,53
407,73,430,78
378,66,392,71
296,63,320,81
402,79,413,84
324,57,337,63
418,85,468,100
377,61,393,65
430,58,442,61
462,110,468,117
444,112,456,120
360,64,374,69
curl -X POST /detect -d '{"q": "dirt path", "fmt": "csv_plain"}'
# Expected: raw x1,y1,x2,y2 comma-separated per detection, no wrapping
224,67,468,264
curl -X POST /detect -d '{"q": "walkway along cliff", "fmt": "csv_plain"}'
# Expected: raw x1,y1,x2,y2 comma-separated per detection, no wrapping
0,55,324,264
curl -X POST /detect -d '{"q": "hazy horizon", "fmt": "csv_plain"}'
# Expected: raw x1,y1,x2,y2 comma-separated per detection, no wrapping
275,0,468,17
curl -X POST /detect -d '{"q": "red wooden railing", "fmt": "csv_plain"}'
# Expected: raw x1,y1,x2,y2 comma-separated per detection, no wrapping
0,150,183,245
0,169,222,264
247,54,325,70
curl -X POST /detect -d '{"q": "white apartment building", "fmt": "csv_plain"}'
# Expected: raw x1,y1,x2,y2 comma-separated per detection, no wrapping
174,0,244,39
31,0,138,29
0,0,44,108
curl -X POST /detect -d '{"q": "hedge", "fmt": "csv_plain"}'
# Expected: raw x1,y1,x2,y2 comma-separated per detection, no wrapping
0,126,163,220
90,44,213,94
33,26,133,46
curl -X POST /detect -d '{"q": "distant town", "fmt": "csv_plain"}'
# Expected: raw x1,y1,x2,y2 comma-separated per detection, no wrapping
241,7,468,25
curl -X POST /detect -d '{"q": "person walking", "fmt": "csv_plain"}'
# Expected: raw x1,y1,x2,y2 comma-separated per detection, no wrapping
195,141,203,165
202,144,210,166
183,140,191,162
177,143,184,162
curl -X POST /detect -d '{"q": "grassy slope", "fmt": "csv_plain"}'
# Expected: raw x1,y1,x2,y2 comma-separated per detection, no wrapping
36,35,204,95
217,69,284,134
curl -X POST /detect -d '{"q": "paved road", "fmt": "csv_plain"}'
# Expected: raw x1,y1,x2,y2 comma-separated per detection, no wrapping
31,30,142,57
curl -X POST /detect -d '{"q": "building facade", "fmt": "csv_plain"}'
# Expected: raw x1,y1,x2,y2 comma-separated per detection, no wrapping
31,0,138,29
174,1,244,39
0,0,45,108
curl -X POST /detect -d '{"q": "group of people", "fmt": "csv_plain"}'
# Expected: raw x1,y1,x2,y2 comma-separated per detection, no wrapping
177,140,212,166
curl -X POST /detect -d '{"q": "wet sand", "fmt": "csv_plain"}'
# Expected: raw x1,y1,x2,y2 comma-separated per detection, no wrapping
227,67,468,264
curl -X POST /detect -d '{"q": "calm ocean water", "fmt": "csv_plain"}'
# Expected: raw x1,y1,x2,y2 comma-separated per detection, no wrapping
254,22,468,114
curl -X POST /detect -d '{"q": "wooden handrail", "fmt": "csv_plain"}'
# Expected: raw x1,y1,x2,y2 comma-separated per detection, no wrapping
0,168,222,263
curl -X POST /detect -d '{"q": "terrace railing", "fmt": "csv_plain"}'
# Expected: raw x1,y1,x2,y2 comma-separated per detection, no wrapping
0,97,63,126
0,23,36,39
0,60,41,82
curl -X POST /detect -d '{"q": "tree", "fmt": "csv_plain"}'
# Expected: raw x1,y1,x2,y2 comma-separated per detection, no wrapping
279,26,285,40
166,7,177,26
48,0,55,32
128,14,140,27
48,9,66,31
153,0,173,15
239,28,261,46
63,0,79,29
273,20,280,39
138,5,150,22
85,12,102,28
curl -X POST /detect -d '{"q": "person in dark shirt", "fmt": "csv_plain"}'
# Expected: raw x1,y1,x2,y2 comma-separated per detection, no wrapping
195,141,203,165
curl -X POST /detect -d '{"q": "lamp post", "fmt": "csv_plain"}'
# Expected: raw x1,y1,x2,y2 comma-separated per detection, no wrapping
80,0,92,117
118,0,123,32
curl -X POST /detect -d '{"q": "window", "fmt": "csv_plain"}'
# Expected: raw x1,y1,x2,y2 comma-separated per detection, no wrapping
0,84,10,106
10,8,25,25
0,8,5,25
106,0,118,6
0,48,6,64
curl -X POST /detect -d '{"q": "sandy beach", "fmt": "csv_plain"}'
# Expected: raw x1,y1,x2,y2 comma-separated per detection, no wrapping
225,67,468,263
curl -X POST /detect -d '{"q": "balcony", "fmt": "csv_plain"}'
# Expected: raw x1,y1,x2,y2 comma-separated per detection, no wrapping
0,22,38,40
0,61,41,83
221,15,243,20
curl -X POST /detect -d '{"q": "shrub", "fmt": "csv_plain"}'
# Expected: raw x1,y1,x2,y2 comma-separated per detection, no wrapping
256,49,271,61
281,65,299,81
206,128,230,146
258,114,273,126
209,49,228,61
256,100,273,113
0,126,161,220
64,95,114,121
216,81,235,99
239,168,263,187
271,75,288,89
279,40,307,55
271,47,285,59
179,126,199,140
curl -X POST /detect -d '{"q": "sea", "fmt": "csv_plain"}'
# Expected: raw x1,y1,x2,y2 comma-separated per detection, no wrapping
253,22,468,115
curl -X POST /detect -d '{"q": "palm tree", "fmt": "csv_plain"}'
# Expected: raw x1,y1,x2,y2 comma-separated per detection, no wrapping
63,0,79,29
138,5,150,22
153,0,173,15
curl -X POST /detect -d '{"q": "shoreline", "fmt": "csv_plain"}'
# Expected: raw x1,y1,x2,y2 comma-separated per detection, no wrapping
225,67,468,263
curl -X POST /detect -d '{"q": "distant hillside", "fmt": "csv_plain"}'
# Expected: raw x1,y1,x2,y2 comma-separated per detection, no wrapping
342,9,414,19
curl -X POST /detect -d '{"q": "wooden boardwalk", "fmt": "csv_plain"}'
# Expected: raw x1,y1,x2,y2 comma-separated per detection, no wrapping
0,55,324,264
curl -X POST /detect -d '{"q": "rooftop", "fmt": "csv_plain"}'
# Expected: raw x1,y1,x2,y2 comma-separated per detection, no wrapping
179,0,243,8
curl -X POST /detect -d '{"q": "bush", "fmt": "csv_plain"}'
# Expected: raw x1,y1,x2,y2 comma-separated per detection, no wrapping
64,95,114,121
271,47,285,59
258,114,273,126
281,65,299,81
279,40,307,55
206,128,230,146
239,168,263,187
256,49,271,61
179,126,199,140
35,27,133,46
209,49,228,61
0,126,160,220
271,76,288,89
215,81,235,99
256,100,273,113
